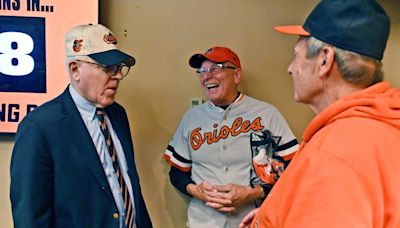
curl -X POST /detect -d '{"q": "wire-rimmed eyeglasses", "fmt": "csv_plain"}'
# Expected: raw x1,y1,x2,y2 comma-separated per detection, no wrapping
77,59,131,77
196,63,237,77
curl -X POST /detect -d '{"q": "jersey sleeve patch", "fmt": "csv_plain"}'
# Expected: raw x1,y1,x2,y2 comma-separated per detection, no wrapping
164,145,192,172
275,139,299,157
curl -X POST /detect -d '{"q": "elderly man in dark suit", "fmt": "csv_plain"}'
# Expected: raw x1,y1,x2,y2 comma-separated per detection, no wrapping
10,24,152,228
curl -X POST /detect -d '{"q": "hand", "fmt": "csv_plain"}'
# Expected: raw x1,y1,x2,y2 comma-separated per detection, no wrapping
239,208,259,228
186,181,232,206
206,184,260,213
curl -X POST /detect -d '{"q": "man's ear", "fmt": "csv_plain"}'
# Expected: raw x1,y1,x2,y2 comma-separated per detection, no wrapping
69,61,80,81
233,68,243,83
318,46,335,77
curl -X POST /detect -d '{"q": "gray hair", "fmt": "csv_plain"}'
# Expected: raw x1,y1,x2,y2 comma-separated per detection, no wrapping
303,36,383,88
65,55,92,74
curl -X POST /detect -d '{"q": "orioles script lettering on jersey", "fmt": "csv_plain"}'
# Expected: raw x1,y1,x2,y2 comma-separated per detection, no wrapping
190,117,264,150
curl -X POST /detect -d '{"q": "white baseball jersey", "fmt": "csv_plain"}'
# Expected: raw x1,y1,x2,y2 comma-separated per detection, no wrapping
165,94,298,228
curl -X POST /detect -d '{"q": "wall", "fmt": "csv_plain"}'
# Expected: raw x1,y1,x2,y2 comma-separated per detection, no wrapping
0,135,13,227
1,0,399,227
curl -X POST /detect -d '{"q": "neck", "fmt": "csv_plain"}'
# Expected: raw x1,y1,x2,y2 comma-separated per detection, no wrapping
310,76,362,114
215,92,241,109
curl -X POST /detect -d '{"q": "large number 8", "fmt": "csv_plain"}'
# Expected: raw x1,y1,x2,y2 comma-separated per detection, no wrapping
0,32,34,76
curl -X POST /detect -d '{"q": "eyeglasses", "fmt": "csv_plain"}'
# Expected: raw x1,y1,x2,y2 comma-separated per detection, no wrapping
77,60,131,77
196,63,237,77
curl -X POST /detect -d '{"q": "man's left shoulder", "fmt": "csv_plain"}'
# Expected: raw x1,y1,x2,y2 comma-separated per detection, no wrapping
317,117,400,157
327,117,398,138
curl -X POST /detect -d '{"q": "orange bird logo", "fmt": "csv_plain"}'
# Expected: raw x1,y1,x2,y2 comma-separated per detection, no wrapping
103,33,118,45
73,39,83,52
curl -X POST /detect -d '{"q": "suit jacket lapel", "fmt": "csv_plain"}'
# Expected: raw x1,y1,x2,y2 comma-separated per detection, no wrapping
60,88,115,203
105,105,142,209
106,106,136,176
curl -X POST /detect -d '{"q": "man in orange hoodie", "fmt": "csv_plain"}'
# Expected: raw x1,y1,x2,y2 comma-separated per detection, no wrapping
240,0,400,227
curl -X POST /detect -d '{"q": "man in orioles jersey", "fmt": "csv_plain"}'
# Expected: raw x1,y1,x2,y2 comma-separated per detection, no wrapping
164,46,298,227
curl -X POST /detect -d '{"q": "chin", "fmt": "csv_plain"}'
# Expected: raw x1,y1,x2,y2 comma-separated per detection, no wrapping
207,94,221,102
100,99,115,107
293,92,302,102
294,96,310,105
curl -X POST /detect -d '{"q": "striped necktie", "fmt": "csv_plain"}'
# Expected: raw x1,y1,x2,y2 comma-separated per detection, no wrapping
96,108,135,228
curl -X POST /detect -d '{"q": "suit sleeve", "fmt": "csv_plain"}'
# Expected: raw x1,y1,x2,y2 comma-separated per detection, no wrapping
10,117,54,228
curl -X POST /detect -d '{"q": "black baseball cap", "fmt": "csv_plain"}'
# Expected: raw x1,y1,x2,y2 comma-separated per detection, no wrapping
275,0,390,60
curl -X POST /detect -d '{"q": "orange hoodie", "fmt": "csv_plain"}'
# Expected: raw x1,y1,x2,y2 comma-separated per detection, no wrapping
252,82,400,228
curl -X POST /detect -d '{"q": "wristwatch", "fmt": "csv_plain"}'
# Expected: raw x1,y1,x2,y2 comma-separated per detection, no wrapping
257,185,265,199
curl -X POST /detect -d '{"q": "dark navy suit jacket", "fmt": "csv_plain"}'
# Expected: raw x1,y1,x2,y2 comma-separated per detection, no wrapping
10,87,152,228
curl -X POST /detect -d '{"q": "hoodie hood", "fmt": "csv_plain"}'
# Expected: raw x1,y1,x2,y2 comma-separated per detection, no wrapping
303,82,400,142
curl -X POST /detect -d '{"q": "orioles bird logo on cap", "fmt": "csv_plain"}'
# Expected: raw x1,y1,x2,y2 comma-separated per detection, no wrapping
103,33,118,45
205,48,214,54
73,39,83,52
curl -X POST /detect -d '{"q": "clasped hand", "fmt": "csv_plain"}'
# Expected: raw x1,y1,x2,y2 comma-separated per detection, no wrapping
190,181,255,213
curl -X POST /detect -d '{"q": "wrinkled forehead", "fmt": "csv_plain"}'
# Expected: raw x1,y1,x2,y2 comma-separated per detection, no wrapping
294,38,308,53
200,60,218,68
200,60,235,68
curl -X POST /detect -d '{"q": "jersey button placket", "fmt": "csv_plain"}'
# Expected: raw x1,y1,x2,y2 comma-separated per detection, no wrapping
221,112,229,174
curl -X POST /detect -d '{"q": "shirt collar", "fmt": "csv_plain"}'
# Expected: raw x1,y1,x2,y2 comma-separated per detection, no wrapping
69,84,97,120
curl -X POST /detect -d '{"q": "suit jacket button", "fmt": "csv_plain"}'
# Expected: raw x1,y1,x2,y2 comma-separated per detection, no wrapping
113,212,119,219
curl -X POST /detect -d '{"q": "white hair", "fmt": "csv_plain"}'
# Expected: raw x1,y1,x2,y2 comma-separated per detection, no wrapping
65,55,93,74
302,36,383,87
